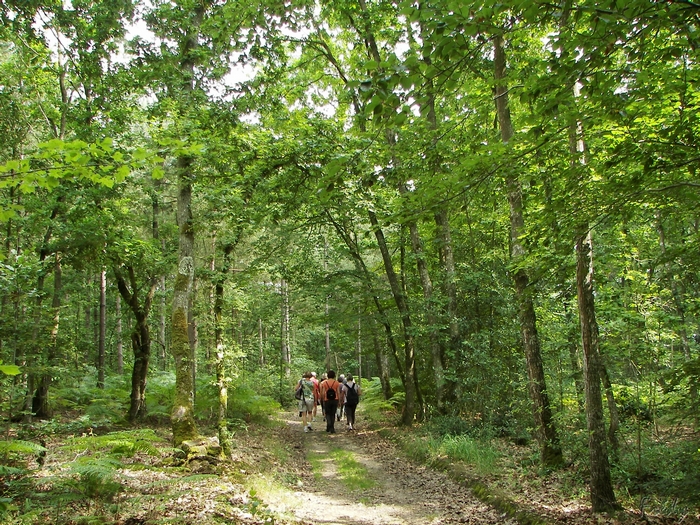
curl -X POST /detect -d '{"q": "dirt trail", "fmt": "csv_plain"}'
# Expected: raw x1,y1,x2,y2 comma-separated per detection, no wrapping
264,414,517,525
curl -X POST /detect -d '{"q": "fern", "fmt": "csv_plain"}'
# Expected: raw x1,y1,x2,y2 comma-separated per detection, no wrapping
63,429,165,457
0,439,47,456
69,457,124,501
0,465,26,476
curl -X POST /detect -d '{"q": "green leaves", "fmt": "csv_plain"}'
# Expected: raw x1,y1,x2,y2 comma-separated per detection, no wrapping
0,137,198,210
0,360,20,376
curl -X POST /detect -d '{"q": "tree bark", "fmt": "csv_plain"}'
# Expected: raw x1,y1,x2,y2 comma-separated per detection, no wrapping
281,278,291,377
325,211,406,386
403,197,446,414
258,318,265,366
214,244,234,458
373,320,393,400
113,265,157,422
116,293,123,375
97,269,106,389
171,153,199,445
576,229,619,512
32,252,62,419
368,210,417,425
434,208,459,369
494,34,562,467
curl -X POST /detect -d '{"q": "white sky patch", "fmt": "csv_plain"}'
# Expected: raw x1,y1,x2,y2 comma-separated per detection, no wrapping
240,112,261,125
126,17,154,42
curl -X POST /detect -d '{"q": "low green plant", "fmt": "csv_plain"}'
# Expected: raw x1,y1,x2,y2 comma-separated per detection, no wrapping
61,429,164,458
0,439,47,518
247,489,277,525
438,435,499,474
398,431,500,476
228,383,280,424
354,377,402,423
68,457,124,502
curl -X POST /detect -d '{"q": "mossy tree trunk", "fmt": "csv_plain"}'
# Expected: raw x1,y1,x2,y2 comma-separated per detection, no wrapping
171,154,198,447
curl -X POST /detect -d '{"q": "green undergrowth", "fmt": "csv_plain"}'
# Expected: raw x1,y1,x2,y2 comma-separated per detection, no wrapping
0,413,297,525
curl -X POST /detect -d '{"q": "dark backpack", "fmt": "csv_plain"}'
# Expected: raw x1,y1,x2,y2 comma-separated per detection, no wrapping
295,381,304,400
326,381,337,400
345,383,359,404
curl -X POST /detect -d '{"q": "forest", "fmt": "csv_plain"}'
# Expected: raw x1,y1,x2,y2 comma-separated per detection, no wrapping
0,0,699,523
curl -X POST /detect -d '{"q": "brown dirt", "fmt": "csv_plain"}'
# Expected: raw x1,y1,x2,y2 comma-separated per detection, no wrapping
265,413,518,525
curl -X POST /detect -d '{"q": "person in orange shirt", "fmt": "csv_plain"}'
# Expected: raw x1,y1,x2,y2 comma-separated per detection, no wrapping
310,372,320,421
320,370,344,434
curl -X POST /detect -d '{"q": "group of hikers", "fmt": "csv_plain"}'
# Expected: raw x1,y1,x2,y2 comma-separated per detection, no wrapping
295,370,362,433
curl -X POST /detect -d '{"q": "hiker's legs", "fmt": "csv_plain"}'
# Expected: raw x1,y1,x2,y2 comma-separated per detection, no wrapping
324,400,337,432
346,403,357,428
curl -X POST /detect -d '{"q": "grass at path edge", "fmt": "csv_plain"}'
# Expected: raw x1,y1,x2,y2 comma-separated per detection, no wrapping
376,426,550,525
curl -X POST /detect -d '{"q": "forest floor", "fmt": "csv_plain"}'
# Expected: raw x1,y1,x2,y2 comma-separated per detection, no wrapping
4,410,698,525
269,413,694,525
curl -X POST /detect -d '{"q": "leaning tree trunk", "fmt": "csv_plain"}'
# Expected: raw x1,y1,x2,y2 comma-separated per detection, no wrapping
340,0,418,423
494,34,563,467
368,210,417,425
326,211,406,386
576,228,619,513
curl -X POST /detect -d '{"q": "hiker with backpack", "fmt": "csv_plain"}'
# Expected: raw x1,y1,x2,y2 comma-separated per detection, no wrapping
310,372,320,422
296,371,316,433
342,374,361,431
320,370,343,434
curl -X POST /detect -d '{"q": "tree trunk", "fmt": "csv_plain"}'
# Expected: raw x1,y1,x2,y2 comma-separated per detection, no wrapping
97,269,106,389
434,208,459,376
116,293,123,375
373,319,393,400
113,266,157,422
600,362,620,455
494,34,562,467
32,252,62,419
281,278,291,377
153,184,168,371
576,229,619,512
171,154,198,445
368,210,417,425
403,200,446,414
214,244,234,457
325,211,406,386
258,318,265,366
129,310,151,421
